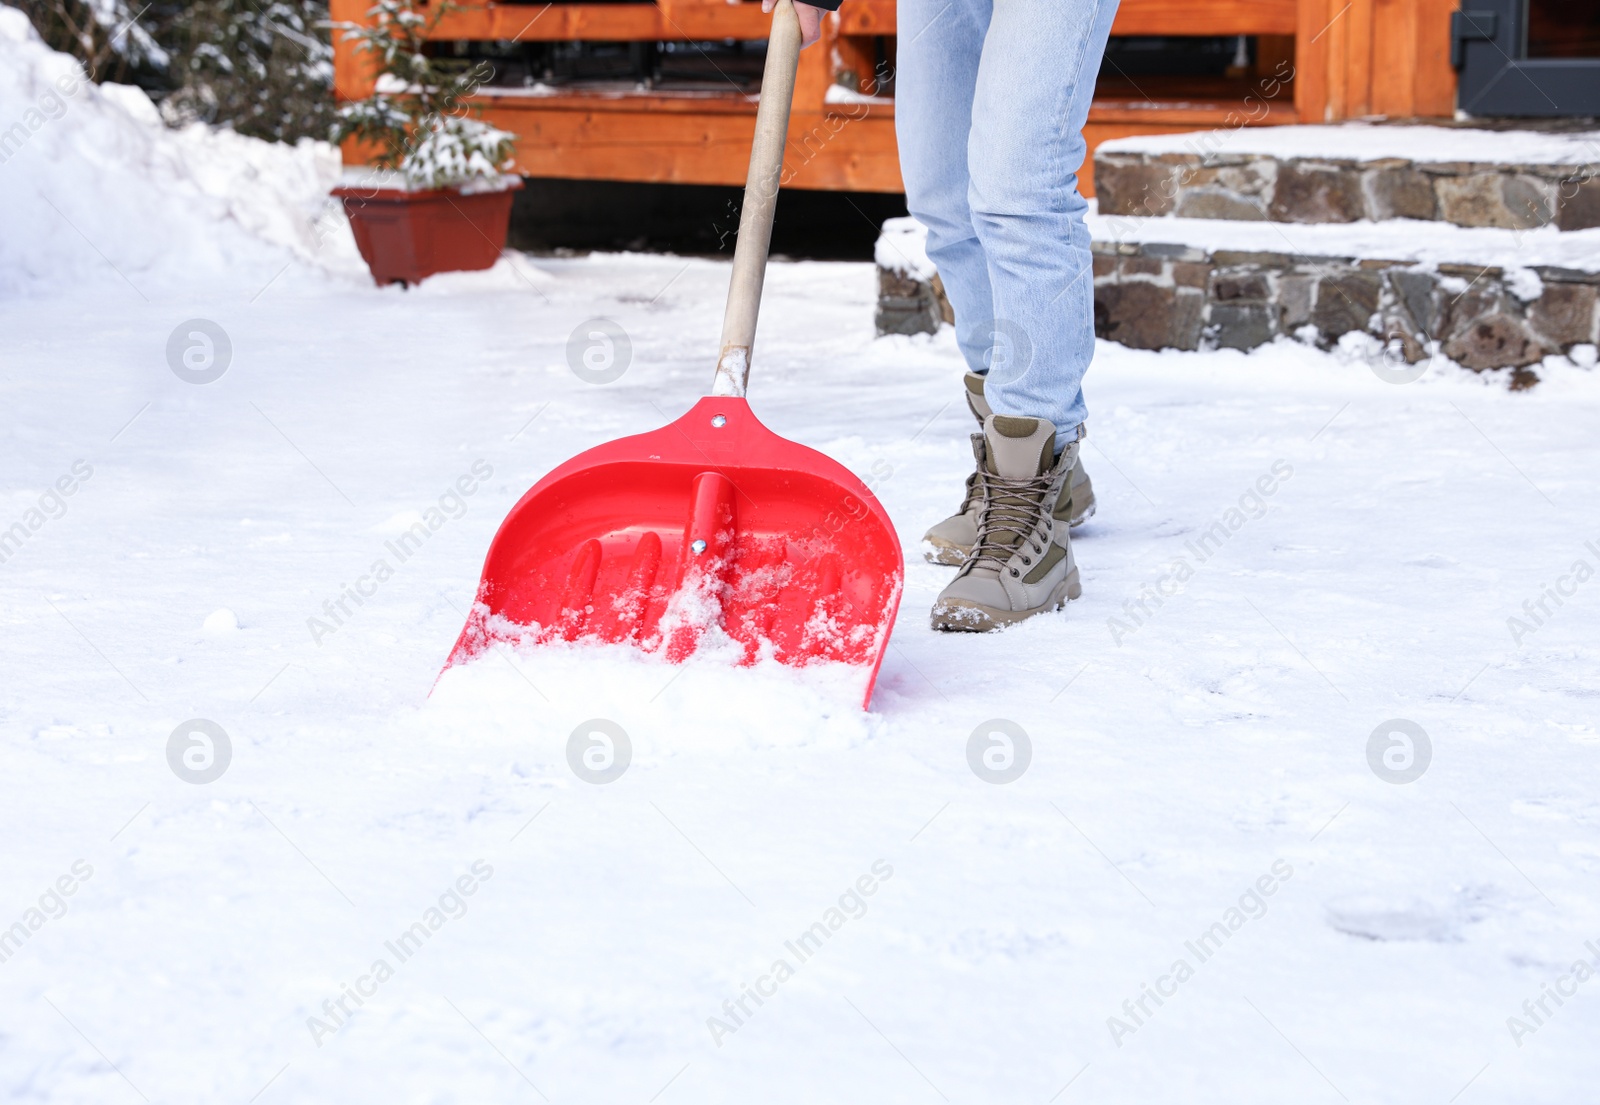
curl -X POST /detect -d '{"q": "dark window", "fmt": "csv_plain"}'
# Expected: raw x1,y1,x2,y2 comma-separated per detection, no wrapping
1526,1,1600,59
1456,0,1600,116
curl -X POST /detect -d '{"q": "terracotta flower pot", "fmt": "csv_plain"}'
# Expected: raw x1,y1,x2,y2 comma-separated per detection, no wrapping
332,179,523,286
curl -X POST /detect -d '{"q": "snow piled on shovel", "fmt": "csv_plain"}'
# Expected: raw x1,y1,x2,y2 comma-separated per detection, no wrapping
429,622,881,753
443,532,899,710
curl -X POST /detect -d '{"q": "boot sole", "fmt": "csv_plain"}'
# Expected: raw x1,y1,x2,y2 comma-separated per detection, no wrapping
922,536,969,567
922,488,1096,566
930,567,1082,632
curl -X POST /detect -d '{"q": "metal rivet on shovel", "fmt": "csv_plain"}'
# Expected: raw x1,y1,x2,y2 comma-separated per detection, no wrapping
437,0,904,709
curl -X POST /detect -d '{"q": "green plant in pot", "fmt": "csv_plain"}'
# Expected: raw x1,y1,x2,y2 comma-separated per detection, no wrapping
331,0,522,285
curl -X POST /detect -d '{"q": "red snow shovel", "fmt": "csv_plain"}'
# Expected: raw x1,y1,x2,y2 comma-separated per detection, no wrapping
442,0,904,707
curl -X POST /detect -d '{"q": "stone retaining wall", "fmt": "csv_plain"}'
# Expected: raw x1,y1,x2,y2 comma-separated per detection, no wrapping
874,245,1600,388
876,266,953,337
1090,241,1597,386
1095,151,1600,232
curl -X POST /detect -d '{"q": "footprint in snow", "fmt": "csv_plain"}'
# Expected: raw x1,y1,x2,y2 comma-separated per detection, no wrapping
1324,894,1470,943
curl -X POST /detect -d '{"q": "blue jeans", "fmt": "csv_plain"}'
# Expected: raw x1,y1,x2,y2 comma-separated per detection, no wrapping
895,0,1119,440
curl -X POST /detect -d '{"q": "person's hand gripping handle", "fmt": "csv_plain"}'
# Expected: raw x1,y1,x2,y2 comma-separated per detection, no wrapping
761,0,825,47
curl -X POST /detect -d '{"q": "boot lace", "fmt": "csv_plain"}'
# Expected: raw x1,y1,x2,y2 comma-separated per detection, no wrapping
956,470,979,515
967,469,1055,573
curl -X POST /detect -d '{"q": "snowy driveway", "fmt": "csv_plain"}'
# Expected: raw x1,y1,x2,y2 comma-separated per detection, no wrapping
2,253,1598,1103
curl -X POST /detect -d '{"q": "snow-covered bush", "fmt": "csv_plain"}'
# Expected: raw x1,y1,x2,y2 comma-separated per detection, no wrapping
11,0,335,143
160,0,335,144
332,0,515,191
9,0,167,83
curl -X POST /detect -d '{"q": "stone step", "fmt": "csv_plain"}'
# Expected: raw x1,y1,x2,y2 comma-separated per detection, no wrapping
873,214,1600,386
1094,124,1600,233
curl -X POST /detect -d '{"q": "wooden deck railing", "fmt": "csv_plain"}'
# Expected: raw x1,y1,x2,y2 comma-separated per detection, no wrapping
330,0,1460,196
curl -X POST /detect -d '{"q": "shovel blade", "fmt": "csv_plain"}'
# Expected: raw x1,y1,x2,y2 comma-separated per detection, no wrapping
444,397,903,708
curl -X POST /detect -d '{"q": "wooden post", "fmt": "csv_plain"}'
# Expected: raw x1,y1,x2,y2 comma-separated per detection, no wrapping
329,0,379,102
1294,0,1331,122
1295,0,1458,122
1371,0,1418,115
1405,0,1460,116
792,10,837,113
1346,0,1376,117
830,29,880,95
329,0,384,167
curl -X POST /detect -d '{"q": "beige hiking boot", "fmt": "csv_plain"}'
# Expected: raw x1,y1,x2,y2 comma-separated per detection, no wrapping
930,415,1082,632
922,371,1095,566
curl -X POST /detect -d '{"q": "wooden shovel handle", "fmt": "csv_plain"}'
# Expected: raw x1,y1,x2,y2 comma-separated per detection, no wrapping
711,0,803,398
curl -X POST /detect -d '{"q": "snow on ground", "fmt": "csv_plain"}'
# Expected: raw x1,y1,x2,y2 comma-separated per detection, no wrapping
1085,210,1600,275
0,6,358,298
884,208,1600,282
876,215,936,278
4,242,1600,1104
5,11,1600,1103
1098,122,1600,166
